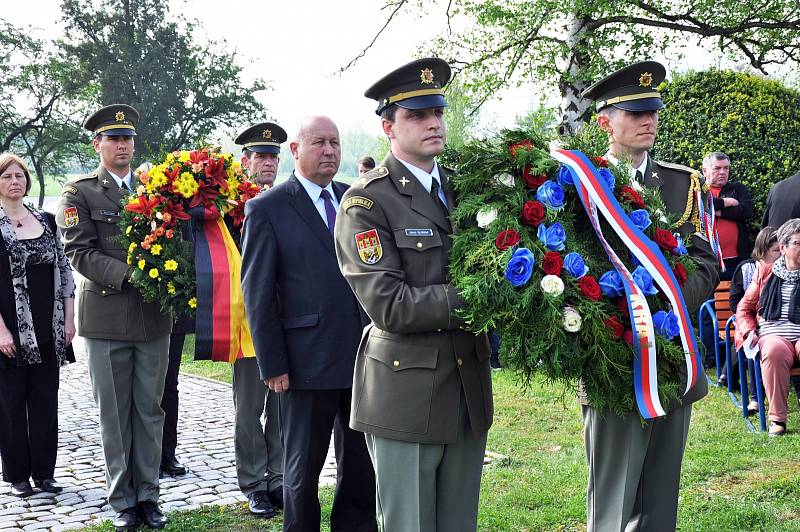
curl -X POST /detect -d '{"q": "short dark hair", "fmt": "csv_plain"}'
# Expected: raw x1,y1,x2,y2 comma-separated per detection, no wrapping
359,156,376,170
380,104,398,123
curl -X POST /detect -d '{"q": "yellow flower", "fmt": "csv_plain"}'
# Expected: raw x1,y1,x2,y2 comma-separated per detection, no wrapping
178,150,191,163
128,242,137,253
127,255,132,265
175,172,199,198
137,259,146,270
165,153,175,165
164,259,178,271
125,225,132,236
148,268,159,279
150,244,162,255
188,297,197,309
167,282,176,294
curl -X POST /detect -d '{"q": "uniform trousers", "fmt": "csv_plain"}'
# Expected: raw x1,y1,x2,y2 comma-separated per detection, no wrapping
231,357,283,495
583,403,693,532
86,335,170,512
0,347,59,483
280,387,377,532
364,393,487,532
758,335,800,422
160,332,184,464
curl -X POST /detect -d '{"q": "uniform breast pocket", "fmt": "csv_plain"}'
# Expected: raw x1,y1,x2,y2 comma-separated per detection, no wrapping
393,229,444,285
90,209,123,250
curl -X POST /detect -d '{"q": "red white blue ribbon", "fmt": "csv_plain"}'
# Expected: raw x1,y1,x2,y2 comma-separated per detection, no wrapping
552,149,703,419
698,189,725,271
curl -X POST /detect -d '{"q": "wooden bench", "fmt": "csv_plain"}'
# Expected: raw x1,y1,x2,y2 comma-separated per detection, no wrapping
713,280,732,340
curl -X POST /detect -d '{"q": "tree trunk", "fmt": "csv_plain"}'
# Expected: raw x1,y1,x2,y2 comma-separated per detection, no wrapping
557,14,593,136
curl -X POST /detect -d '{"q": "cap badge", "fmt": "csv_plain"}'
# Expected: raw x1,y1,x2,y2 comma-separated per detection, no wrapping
639,72,653,88
420,68,435,85
115,111,125,121
262,129,272,140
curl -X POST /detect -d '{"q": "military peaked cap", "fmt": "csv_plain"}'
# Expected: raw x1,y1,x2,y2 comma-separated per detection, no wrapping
365,58,451,115
583,61,666,112
84,104,138,136
235,122,287,154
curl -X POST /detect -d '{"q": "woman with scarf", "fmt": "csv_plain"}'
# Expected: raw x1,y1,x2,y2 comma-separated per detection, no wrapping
0,153,75,496
736,219,800,436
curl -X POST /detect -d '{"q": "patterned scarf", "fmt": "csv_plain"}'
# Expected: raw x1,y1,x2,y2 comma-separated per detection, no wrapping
759,255,800,323
0,205,73,365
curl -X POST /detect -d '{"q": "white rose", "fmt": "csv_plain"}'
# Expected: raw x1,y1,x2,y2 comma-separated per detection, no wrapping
476,207,498,228
493,172,515,187
655,209,669,224
562,306,582,333
540,274,565,296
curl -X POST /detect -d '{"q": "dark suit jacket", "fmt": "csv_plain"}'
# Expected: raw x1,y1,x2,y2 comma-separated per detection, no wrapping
710,181,754,259
240,173,366,389
763,171,800,228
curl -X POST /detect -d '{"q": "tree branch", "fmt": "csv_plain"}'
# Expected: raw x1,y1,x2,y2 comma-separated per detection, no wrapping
335,0,408,74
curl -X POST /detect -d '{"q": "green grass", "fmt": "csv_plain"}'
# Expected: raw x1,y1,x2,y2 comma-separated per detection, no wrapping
79,340,800,530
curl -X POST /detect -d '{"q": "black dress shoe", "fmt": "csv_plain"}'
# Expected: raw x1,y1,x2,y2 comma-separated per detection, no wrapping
137,500,167,529
112,507,139,531
159,456,187,476
33,478,63,493
268,486,283,510
248,490,277,518
10,481,34,497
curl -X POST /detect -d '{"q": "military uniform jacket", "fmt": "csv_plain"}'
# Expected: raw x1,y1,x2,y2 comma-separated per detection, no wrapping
334,153,493,445
56,166,172,341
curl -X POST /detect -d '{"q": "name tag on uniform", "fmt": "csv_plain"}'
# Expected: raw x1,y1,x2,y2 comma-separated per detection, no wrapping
405,228,434,237
99,210,119,217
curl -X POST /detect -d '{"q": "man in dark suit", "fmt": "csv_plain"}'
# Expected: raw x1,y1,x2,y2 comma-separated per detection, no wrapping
240,115,376,532
763,170,800,228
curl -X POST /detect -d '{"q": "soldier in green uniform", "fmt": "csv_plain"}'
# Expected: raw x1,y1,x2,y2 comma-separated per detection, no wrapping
229,122,287,518
581,62,720,531
334,58,493,531
56,105,172,531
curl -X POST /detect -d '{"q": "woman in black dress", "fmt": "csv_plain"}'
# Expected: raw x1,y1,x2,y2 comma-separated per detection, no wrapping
0,153,75,497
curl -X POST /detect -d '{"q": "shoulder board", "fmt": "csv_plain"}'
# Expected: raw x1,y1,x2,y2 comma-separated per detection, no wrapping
360,166,388,188
62,185,79,195
71,173,97,183
654,160,695,175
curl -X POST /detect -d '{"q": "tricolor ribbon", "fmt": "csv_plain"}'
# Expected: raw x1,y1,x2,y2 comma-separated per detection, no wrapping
552,150,703,419
698,189,725,271
192,211,255,363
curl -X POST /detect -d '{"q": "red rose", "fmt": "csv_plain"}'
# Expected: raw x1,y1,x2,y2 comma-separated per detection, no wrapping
620,185,645,208
615,297,630,318
594,156,609,168
578,275,602,301
673,262,687,286
495,229,521,251
521,166,548,189
654,228,679,251
521,200,546,226
623,329,634,346
604,316,625,338
508,139,534,157
541,251,563,275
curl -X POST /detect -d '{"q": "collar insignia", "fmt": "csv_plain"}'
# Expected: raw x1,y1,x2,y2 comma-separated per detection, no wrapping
102,178,109,185
420,68,434,85
398,176,410,187
115,111,125,121
639,72,653,88
262,129,272,140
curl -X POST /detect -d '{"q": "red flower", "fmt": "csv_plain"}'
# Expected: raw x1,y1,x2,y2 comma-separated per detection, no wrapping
673,262,687,285
495,229,521,251
521,200,546,226
541,252,563,275
189,149,209,164
124,194,162,218
654,228,679,251
615,297,630,318
578,275,602,301
521,166,547,189
604,316,625,338
508,139,534,157
623,329,634,346
594,156,609,168
620,186,645,208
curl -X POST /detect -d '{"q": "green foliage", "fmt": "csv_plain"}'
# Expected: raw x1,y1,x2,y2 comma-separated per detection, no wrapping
444,79,478,149
655,69,800,230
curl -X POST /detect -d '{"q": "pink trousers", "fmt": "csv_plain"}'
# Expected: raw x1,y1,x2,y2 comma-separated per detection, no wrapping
759,335,800,422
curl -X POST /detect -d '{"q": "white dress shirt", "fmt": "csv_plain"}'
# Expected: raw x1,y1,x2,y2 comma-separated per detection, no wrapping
106,169,133,191
294,170,340,230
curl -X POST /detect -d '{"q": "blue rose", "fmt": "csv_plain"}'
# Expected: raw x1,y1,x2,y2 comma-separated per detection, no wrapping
537,222,567,251
628,209,652,231
598,167,616,190
557,165,574,187
673,234,688,256
504,248,536,287
598,270,624,297
535,181,565,210
563,252,588,278
653,310,680,340
632,265,658,296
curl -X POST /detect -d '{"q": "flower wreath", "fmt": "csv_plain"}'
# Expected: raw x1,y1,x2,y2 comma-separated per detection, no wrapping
447,127,702,416
119,148,260,317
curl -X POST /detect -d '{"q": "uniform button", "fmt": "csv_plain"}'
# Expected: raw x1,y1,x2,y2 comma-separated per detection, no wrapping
457,358,463,366
101,290,107,294
393,360,400,367
437,328,442,332
107,218,112,222
416,242,423,248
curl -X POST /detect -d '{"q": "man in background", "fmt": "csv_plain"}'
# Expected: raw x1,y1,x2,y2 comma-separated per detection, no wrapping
239,122,285,191
358,156,375,176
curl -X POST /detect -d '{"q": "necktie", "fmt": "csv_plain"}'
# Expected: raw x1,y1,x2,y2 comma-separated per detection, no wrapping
430,178,449,219
320,189,337,235
120,180,131,193
635,170,644,183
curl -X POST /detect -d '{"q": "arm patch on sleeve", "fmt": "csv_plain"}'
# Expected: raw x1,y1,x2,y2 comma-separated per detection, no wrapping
342,196,374,212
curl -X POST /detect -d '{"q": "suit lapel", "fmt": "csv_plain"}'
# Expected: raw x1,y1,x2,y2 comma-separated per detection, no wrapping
384,154,451,233
642,155,663,190
286,173,336,256
98,166,124,207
